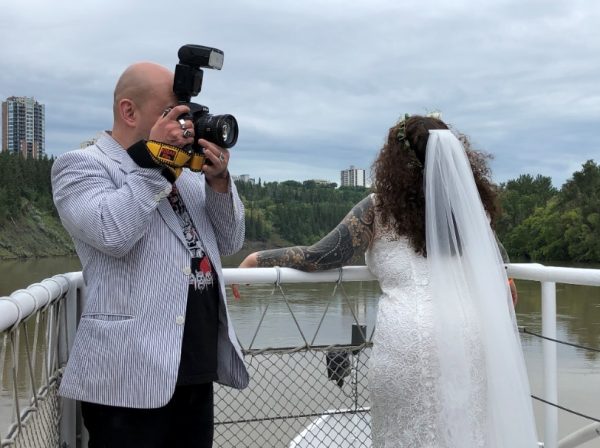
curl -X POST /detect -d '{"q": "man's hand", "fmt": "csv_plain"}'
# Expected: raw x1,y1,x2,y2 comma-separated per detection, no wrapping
127,105,197,182
200,139,230,193
231,253,259,300
149,105,196,148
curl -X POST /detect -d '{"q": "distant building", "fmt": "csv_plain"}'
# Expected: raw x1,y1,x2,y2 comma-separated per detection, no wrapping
80,132,102,148
304,179,337,188
340,166,366,187
233,174,255,184
1,96,45,158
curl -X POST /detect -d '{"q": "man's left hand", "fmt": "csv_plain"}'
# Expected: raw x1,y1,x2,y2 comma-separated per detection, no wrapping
200,139,230,192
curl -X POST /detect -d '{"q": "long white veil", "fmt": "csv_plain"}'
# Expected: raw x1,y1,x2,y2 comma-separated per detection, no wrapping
425,130,538,447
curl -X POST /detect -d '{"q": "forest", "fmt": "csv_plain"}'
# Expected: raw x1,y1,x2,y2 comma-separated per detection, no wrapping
1,151,600,262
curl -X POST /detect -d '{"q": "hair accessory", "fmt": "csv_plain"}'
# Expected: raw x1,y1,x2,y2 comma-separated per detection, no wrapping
396,113,411,149
396,111,443,149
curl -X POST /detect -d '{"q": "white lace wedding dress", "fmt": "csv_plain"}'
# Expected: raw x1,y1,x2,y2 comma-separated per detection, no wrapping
365,213,487,448
362,131,538,447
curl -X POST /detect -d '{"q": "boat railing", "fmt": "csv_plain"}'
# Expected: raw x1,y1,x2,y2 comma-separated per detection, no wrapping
0,272,82,448
1,264,599,447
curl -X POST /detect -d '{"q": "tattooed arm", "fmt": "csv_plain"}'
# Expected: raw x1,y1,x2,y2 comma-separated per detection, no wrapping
240,195,375,272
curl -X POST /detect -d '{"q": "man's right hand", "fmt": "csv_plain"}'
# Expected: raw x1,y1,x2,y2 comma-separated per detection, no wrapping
127,105,196,181
149,105,195,148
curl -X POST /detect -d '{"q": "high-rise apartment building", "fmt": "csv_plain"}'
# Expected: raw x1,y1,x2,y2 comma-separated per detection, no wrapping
340,165,366,187
1,96,45,158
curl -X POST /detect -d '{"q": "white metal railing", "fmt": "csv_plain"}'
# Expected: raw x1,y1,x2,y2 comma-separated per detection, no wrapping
506,263,600,448
0,272,83,448
1,264,599,447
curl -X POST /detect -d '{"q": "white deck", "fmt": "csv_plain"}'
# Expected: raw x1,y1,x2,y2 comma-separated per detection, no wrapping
290,409,371,448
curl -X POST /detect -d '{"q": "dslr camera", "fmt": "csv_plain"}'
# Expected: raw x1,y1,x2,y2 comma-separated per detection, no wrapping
174,44,239,170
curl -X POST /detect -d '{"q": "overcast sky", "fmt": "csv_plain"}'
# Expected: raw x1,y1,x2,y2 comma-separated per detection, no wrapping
1,0,599,187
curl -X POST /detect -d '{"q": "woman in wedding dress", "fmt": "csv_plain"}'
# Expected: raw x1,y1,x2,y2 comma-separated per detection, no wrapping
235,115,538,447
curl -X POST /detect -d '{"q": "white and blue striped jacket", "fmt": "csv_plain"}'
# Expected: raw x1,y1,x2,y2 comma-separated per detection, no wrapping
51,132,248,408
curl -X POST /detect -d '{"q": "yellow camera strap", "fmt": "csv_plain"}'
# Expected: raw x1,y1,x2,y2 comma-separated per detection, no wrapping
146,141,192,168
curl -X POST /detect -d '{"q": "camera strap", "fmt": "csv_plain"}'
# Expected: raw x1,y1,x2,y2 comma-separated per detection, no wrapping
146,140,192,168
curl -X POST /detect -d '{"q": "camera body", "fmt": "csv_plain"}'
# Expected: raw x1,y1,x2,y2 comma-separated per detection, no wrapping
174,44,239,165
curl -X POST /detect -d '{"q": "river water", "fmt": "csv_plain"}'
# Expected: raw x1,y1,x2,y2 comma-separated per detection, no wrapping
1,254,599,446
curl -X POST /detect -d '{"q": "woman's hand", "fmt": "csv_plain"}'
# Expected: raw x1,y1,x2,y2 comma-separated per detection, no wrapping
509,278,518,307
231,252,259,299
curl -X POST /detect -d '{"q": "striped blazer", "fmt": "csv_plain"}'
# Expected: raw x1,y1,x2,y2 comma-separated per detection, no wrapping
51,132,249,408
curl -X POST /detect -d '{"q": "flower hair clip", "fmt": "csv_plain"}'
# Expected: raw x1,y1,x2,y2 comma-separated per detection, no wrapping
396,111,442,149
396,113,411,149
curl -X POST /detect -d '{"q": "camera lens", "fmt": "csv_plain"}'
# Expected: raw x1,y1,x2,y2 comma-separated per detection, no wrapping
221,122,231,143
194,113,238,149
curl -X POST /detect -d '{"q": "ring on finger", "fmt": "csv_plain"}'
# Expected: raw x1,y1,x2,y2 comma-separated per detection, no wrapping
178,118,186,129
219,152,225,162
183,129,193,138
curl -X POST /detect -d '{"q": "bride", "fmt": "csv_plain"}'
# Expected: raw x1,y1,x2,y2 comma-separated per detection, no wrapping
234,115,538,447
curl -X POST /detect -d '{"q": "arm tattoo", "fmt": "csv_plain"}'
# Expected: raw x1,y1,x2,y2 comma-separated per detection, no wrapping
256,196,375,271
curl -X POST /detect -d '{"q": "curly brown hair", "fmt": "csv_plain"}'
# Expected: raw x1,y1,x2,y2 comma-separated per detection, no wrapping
371,115,500,255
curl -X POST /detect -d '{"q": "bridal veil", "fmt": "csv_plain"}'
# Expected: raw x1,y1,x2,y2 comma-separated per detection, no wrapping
425,130,538,447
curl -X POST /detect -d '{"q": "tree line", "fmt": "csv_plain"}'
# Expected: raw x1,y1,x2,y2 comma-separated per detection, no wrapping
497,160,600,262
1,151,600,262
236,179,369,245
0,151,56,223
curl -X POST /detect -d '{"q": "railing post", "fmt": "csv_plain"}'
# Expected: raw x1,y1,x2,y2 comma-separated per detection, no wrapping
58,274,80,448
541,281,558,448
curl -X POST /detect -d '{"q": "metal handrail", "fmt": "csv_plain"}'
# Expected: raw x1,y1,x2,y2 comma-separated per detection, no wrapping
2,264,600,447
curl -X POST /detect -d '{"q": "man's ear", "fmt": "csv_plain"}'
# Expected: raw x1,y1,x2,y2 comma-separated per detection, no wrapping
118,99,137,127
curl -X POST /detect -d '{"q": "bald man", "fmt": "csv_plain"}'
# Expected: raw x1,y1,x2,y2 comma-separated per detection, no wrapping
51,62,248,447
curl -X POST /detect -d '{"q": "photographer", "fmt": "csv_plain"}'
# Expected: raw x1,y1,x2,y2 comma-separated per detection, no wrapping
51,60,247,447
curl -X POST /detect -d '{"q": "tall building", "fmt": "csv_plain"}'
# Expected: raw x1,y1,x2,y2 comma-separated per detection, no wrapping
340,165,366,187
1,96,45,158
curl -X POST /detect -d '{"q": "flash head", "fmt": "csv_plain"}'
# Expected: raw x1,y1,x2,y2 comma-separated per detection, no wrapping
178,44,224,70
174,44,225,103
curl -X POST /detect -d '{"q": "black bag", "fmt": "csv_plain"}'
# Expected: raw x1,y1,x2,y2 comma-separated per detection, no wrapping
325,350,351,387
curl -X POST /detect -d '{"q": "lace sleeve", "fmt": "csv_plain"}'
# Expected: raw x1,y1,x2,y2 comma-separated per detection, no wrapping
256,195,375,271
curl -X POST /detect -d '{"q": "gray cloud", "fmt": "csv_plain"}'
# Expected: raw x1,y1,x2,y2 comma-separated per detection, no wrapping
1,0,599,186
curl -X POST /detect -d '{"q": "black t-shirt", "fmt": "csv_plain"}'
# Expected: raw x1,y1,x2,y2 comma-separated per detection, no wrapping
167,186,220,385
177,257,220,385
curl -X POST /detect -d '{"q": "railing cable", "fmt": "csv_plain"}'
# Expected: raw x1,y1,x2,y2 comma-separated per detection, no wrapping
519,327,600,353
217,407,371,426
275,281,310,348
518,326,600,423
531,395,600,423
309,272,337,346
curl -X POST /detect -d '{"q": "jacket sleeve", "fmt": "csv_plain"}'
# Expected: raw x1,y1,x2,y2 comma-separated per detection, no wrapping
51,149,172,258
204,176,245,256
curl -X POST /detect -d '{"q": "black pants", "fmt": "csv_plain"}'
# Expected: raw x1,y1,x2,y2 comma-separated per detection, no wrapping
81,383,214,448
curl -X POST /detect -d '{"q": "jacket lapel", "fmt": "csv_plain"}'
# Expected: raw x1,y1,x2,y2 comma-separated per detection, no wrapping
156,199,190,250
175,172,216,259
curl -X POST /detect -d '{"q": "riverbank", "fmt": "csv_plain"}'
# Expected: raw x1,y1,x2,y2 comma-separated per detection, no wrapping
0,210,292,260
0,209,74,259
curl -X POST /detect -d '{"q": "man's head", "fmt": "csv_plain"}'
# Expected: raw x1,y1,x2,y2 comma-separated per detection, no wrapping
112,62,177,148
